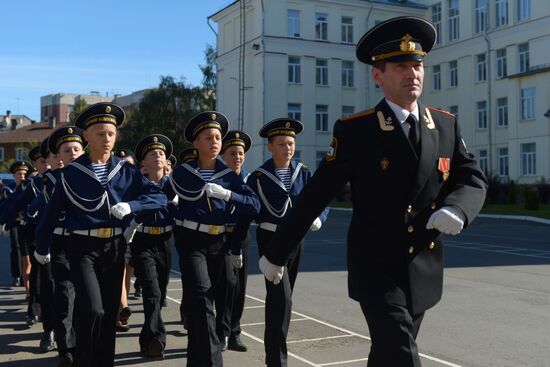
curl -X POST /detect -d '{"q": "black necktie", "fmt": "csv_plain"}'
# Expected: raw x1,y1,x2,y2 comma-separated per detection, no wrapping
406,114,419,154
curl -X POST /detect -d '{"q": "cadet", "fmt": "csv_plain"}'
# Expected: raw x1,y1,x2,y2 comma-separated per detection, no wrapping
259,16,488,367
129,134,176,359
34,102,167,367
166,111,260,366
216,130,252,352
0,170,21,287
231,119,328,367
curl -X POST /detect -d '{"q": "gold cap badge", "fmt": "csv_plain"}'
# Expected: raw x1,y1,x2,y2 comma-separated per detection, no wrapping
68,127,73,134
153,136,158,143
106,106,112,113
285,122,291,128
120,151,125,157
235,132,240,138
211,113,217,120
400,34,416,52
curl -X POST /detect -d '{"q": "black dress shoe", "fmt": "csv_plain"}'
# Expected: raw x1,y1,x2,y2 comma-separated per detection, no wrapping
57,352,74,367
134,286,142,298
26,315,39,326
221,336,228,351
161,298,167,307
39,330,56,353
12,277,20,287
228,335,248,352
141,339,164,359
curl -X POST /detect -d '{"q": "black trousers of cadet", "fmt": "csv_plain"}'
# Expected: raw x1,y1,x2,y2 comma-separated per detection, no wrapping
215,231,250,339
67,235,126,367
18,225,41,319
51,234,76,355
359,301,425,367
175,227,224,367
9,228,21,280
130,231,172,350
39,262,55,333
256,228,304,367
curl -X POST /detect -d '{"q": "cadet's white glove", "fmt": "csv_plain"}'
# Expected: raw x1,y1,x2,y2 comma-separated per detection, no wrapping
0,224,7,236
170,195,179,206
124,219,141,244
34,250,51,265
231,254,243,269
426,206,464,235
204,183,232,201
259,255,284,285
111,202,132,219
309,217,322,231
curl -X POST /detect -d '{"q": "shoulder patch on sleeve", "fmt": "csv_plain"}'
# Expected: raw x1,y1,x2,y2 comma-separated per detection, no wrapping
428,107,455,117
255,171,262,177
341,108,375,122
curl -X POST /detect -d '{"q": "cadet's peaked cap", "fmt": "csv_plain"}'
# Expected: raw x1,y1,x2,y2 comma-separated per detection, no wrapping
356,16,436,65
10,161,32,174
222,130,252,153
114,148,136,161
47,126,87,154
135,134,173,162
184,111,229,142
39,138,50,160
28,145,42,162
259,118,303,139
74,102,125,130
167,155,177,167
178,148,198,163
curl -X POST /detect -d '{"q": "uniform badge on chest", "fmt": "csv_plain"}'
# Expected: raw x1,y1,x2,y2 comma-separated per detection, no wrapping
380,157,390,171
438,157,450,181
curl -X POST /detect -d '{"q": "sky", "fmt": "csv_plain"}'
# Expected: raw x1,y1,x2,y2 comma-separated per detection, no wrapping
0,0,235,121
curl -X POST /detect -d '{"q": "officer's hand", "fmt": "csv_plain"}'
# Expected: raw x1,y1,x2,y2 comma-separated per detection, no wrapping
170,195,179,207
33,250,51,265
231,254,243,269
426,206,464,235
124,219,141,244
259,255,284,285
111,202,132,219
204,183,232,201
309,217,322,231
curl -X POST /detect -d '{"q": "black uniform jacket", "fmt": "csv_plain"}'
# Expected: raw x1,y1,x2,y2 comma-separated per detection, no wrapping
264,99,488,314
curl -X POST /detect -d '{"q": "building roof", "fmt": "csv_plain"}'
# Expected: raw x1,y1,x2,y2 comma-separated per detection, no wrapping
0,122,56,144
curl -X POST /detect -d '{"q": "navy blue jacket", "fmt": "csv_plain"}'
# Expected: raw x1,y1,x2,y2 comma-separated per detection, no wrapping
0,176,43,228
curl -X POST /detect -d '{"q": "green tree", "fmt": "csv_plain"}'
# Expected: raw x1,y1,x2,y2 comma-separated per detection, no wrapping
68,99,88,125
199,44,217,110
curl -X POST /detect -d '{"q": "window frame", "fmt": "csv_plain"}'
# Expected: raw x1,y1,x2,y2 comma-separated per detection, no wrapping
287,10,301,38
520,142,536,176
316,58,329,86
315,104,329,132
288,55,301,84
315,13,328,41
448,0,460,41
341,16,353,44
341,60,354,87
496,97,508,127
476,100,488,129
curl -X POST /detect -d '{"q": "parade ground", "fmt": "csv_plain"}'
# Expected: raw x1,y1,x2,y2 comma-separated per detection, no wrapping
1,211,549,366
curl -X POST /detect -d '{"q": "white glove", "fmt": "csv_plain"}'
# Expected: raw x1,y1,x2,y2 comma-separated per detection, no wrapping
34,250,51,265
426,206,464,235
231,254,243,269
170,195,179,206
123,219,141,244
111,202,132,219
0,224,7,236
259,255,284,285
309,217,322,231
204,183,232,201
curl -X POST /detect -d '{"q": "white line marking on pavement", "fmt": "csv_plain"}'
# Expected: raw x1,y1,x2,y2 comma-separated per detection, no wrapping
241,317,309,327
446,241,550,260
318,357,369,366
287,334,353,344
243,305,264,309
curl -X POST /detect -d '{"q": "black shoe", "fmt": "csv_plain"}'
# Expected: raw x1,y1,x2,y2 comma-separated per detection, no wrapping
221,336,228,351
134,286,142,298
228,335,248,352
39,330,56,353
181,314,189,330
26,315,39,326
161,298,167,307
12,277,20,287
57,352,73,367
141,339,164,359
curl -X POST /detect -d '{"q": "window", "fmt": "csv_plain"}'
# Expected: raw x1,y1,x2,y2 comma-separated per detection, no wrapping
316,59,328,86
316,151,326,169
288,56,301,83
518,0,531,21
15,147,27,161
342,105,355,116
498,147,509,177
475,0,488,33
342,61,354,87
287,10,301,37
432,3,442,44
520,143,536,176
496,97,508,127
496,0,509,27
433,65,441,90
316,105,329,132
477,101,488,129
449,61,458,87
521,87,535,120
0,147,4,162
496,48,507,78
477,150,488,174
518,43,529,73
448,0,459,41
476,54,487,82
315,13,328,41
449,105,459,119
288,103,301,121
341,17,353,43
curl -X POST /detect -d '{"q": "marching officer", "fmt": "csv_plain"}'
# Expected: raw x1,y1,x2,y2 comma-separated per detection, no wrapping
231,119,328,367
166,111,260,366
259,16,488,367
216,130,252,352
34,102,167,367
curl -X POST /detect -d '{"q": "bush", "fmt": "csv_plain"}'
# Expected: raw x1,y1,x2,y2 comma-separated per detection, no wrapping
508,181,518,204
536,178,550,204
524,186,540,210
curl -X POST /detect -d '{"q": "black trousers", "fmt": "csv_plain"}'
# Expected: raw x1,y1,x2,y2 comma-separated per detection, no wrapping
359,301,425,367
39,262,55,332
68,235,126,367
257,228,304,367
175,227,224,367
9,228,21,280
18,225,40,319
131,231,172,349
215,231,249,338
51,234,76,354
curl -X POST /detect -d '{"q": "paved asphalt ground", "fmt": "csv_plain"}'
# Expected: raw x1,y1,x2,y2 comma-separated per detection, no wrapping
1,211,549,366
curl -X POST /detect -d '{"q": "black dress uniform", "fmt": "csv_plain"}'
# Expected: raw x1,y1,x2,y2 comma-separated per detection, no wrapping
0,168,21,286
35,102,167,367
262,17,488,367
166,111,260,367
231,119,329,367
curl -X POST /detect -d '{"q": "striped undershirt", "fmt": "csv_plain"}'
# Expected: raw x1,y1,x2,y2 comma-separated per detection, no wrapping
91,163,109,187
275,167,292,191
199,169,215,182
